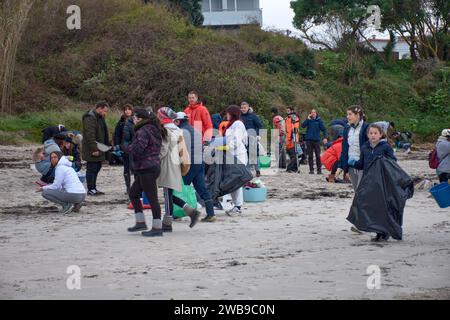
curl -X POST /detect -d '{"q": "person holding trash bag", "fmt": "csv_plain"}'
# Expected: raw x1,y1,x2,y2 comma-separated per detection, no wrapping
436,129,450,183
174,112,216,223
121,108,165,237
347,123,412,242
207,105,252,216
157,107,201,233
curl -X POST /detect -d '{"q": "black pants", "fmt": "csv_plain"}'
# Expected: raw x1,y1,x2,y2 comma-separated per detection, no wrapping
439,172,450,183
331,161,339,175
306,141,322,173
286,148,298,172
129,167,161,219
86,161,102,191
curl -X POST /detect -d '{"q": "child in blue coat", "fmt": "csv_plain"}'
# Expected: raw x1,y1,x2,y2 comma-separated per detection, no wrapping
348,123,398,242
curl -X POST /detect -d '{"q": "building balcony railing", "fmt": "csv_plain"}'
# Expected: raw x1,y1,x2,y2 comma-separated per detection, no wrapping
202,9,262,26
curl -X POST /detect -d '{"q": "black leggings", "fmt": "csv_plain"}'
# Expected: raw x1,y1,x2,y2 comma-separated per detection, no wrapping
331,161,339,175
129,167,161,219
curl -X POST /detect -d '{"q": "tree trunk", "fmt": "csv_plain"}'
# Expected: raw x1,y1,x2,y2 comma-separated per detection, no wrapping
0,0,34,116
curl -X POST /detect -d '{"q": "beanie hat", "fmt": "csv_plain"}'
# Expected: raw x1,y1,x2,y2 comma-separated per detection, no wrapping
134,108,151,119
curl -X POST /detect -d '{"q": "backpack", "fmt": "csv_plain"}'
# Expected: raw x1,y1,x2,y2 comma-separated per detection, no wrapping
429,148,439,169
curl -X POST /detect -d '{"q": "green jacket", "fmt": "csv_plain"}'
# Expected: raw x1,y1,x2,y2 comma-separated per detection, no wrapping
82,110,109,162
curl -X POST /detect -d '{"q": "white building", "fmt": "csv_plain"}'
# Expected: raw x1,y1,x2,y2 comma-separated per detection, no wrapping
367,36,412,60
201,0,262,28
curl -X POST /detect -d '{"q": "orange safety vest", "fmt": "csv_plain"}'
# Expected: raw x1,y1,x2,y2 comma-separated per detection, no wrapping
285,114,299,150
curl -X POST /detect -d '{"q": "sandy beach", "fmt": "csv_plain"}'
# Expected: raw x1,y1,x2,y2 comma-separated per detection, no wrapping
0,145,449,300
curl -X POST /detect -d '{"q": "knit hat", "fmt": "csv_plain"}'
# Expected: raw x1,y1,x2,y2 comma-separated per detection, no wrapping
157,107,177,123
441,129,450,137
175,112,188,120
134,108,151,119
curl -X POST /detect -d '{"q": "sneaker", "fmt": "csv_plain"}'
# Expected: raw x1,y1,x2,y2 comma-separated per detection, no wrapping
72,203,83,213
201,215,217,222
94,189,105,195
128,222,148,232
87,189,98,196
226,206,242,217
189,209,201,228
350,226,363,234
309,171,314,174
60,203,74,215
162,224,173,232
371,234,389,242
142,228,163,237
317,171,322,175
35,180,47,187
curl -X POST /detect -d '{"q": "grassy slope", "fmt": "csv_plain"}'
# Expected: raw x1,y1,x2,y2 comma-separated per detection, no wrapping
2,0,449,145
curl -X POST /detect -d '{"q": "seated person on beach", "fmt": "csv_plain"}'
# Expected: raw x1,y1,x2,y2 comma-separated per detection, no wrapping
41,124,66,144
33,139,61,184
37,151,86,214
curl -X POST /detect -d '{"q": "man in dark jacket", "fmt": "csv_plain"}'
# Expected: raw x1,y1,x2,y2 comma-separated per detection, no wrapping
41,125,66,144
301,109,328,174
241,102,263,177
174,112,216,222
82,101,109,196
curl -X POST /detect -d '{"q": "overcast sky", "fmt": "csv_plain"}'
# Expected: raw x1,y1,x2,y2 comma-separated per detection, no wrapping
260,0,296,32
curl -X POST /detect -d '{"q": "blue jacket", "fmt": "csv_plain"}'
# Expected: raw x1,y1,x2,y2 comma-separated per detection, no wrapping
301,117,328,141
338,121,370,172
353,140,397,171
211,114,222,130
241,111,263,135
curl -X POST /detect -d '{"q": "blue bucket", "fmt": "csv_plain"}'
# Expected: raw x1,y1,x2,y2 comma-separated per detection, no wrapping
243,186,267,202
430,182,450,209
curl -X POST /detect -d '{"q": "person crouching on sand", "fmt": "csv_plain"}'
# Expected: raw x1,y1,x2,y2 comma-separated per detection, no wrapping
37,151,86,214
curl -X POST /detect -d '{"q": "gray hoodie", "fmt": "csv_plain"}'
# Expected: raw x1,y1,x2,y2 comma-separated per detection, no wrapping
436,137,450,174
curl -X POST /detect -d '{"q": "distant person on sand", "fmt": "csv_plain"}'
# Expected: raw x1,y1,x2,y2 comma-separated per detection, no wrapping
184,91,213,143
240,101,263,177
33,139,61,185
436,129,450,183
37,151,86,214
82,101,109,196
113,104,135,194
301,109,328,174
271,107,286,169
53,134,82,172
285,107,300,173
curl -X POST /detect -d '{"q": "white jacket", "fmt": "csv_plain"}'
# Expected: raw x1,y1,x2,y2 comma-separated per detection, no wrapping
157,123,183,192
226,120,248,165
43,156,86,194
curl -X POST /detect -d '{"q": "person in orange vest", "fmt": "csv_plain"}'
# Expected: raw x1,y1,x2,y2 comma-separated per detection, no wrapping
285,107,300,173
184,91,213,143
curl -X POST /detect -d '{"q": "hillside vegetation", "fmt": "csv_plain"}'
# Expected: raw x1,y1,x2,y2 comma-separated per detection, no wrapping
2,0,449,144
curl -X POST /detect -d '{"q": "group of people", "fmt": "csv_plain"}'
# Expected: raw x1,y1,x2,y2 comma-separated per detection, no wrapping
32,91,449,241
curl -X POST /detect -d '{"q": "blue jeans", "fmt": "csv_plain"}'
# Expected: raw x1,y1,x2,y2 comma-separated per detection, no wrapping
183,163,214,216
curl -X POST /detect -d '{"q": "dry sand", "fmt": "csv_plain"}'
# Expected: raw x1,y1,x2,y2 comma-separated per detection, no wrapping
0,145,449,300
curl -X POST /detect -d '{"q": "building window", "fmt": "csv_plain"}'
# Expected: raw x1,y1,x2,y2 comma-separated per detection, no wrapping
227,0,236,11
201,0,210,12
237,0,255,11
211,0,223,11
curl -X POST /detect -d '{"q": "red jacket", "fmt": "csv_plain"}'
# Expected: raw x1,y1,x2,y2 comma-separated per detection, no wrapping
320,137,343,171
184,103,213,142
285,114,299,150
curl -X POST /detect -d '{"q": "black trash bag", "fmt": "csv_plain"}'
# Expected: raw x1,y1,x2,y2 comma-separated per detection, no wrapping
347,157,414,240
205,150,253,200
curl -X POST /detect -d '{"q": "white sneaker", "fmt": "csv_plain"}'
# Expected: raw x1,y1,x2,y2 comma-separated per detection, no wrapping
226,206,242,217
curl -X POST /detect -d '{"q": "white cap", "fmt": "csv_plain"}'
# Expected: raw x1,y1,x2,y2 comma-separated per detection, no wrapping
175,112,188,120
441,129,450,137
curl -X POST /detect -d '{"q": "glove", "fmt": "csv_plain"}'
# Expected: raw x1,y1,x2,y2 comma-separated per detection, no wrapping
114,150,124,158
348,158,357,166
216,145,229,151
